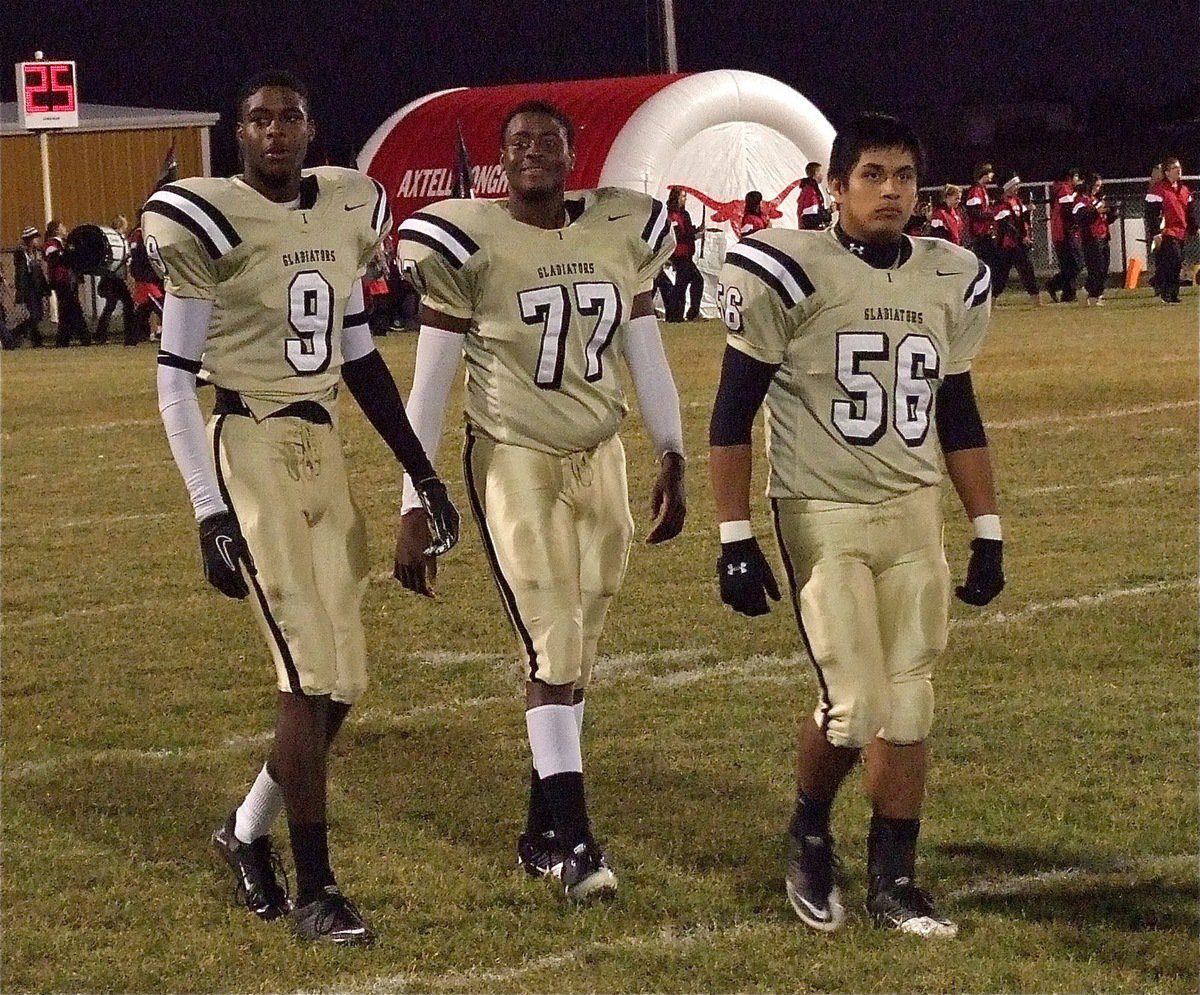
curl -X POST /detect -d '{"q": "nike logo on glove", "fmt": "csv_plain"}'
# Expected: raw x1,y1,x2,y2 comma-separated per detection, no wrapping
344,202,369,211
215,534,238,572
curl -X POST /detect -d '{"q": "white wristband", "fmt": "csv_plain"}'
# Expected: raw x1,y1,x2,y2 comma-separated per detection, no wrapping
719,520,754,543
972,514,1002,540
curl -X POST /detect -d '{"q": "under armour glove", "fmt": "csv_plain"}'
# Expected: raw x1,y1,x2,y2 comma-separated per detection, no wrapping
414,477,460,557
955,538,1005,606
717,537,781,617
198,510,257,600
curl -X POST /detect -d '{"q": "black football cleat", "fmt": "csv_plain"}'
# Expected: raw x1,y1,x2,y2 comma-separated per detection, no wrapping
517,829,566,880
211,813,292,921
867,876,958,938
785,832,845,932
560,841,617,901
290,885,375,946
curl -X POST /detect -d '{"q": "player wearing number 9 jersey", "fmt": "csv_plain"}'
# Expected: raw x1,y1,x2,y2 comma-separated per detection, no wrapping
145,70,458,947
709,113,1005,937
394,101,687,902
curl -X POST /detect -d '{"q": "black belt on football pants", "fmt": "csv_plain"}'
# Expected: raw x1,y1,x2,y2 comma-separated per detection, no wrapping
213,386,332,425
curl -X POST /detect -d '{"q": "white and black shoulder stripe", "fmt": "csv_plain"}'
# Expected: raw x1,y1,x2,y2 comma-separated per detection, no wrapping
369,178,391,238
724,236,815,310
398,211,481,270
144,184,241,260
964,260,990,309
640,198,671,254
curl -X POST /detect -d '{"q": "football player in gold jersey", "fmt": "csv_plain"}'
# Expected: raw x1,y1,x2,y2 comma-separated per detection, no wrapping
146,71,458,946
394,101,686,900
709,113,1005,937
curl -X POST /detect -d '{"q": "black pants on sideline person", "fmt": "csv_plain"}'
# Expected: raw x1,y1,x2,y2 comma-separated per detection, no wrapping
53,283,90,346
1154,236,1184,303
1046,241,1080,302
97,276,136,344
666,256,704,322
1082,238,1110,301
8,294,46,348
993,245,1039,297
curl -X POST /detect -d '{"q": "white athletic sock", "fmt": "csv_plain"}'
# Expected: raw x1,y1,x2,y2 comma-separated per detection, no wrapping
525,704,583,777
233,763,285,843
574,699,585,737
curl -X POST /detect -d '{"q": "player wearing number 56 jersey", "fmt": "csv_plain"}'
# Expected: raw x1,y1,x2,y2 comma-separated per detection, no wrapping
709,113,1005,937
146,71,458,947
395,101,686,903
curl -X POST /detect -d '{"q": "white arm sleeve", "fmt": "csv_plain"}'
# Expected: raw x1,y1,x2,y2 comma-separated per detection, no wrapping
622,313,685,457
341,281,376,363
400,325,465,512
156,293,225,521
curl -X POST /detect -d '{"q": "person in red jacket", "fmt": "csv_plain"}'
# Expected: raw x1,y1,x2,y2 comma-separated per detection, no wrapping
1147,156,1195,304
797,162,832,230
1045,166,1082,302
928,184,965,244
44,219,91,347
992,176,1040,302
963,162,997,276
665,187,704,321
1073,173,1114,305
738,190,770,239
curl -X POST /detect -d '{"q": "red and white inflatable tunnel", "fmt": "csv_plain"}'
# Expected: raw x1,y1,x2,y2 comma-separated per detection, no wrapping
359,70,835,315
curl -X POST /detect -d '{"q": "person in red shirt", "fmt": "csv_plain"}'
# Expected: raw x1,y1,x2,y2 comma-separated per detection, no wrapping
992,176,1040,302
738,190,770,238
665,187,704,321
43,219,91,347
1073,173,1114,305
126,215,165,342
797,162,832,230
1045,167,1082,302
1147,156,1196,304
928,184,965,245
963,162,997,276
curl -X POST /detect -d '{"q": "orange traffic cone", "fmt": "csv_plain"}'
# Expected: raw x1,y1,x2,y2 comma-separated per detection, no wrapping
1125,257,1143,290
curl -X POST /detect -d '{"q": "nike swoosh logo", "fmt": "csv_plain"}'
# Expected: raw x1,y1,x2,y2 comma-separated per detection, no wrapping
344,202,369,211
608,214,631,222
936,270,966,276
215,534,237,572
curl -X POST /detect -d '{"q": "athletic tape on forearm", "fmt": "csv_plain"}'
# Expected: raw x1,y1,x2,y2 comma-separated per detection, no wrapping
623,314,684,457
401,325,464,512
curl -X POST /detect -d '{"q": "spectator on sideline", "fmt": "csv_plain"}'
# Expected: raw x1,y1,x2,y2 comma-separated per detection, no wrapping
96,214,136,345
1074,173,1113,306
665,187,703,322
8,225,49,349
739,190,770,239
963,162,997,275
928,185,965,245
904,195,931,237
1147,156,1195,304
992,177,1040,302
1045,166,1082,302
797,162,833,230
127,212,164,342
44,219,90,347
1144,164,1164,295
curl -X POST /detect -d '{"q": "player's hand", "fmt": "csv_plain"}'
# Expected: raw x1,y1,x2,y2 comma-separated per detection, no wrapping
955,538,1005,606
646,452,686,544
198,510,256,600
394,509,438,598
1152,234,1163,252
717,537,780,617
414,476,460,556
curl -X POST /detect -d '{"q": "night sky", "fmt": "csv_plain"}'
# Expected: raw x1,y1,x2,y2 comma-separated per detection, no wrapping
3,1,1197,181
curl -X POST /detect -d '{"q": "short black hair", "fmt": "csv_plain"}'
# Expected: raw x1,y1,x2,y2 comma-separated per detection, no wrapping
974,161,994,180
744,190,763,214
805,161,822,178
828,113,925,185
500,100,575,150
236,70,310,120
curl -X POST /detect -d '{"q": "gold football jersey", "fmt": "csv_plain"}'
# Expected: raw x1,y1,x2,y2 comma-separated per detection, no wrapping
397,188,674,455
143,166,391,416
719,228,992,503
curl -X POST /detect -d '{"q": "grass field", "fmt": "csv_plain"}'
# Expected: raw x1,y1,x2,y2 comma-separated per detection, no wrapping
2,287,1197,994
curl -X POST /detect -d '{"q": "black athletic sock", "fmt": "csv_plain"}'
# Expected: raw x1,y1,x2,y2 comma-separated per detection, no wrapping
789,790,833,840
867,814,920,886
526,765,553,836
538,770,593,851
288,820,335,905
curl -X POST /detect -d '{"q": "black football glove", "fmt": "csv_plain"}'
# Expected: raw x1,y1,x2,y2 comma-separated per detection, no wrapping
198,510,257,600
414,477,460,557
717,537,781,617
955,538,1005,606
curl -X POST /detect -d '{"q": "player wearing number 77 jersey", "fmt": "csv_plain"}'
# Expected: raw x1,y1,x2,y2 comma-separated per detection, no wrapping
144,70,458,946
394,100,686,902
709,113,1004,937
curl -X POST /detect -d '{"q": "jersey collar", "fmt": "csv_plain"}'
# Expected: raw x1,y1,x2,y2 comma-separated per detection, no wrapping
834,223,912,269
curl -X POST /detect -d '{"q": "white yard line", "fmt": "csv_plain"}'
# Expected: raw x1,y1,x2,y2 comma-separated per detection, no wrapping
1015,471,1194,497
989,399,1196,430
948,853,1197,900
952,578,1196,629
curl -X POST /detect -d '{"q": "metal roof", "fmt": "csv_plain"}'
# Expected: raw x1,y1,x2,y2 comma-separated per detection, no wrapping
1,102,219,136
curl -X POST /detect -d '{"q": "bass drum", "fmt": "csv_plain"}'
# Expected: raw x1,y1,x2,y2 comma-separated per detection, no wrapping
66,224,130,277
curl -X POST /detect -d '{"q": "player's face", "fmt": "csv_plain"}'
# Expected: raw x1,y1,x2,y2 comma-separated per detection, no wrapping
238,86,314,188
830,147,918,243
501,112,575,200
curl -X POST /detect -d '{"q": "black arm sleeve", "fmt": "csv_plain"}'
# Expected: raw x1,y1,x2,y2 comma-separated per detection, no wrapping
341,349,436,481
709,345,779,446
935,371,988,453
